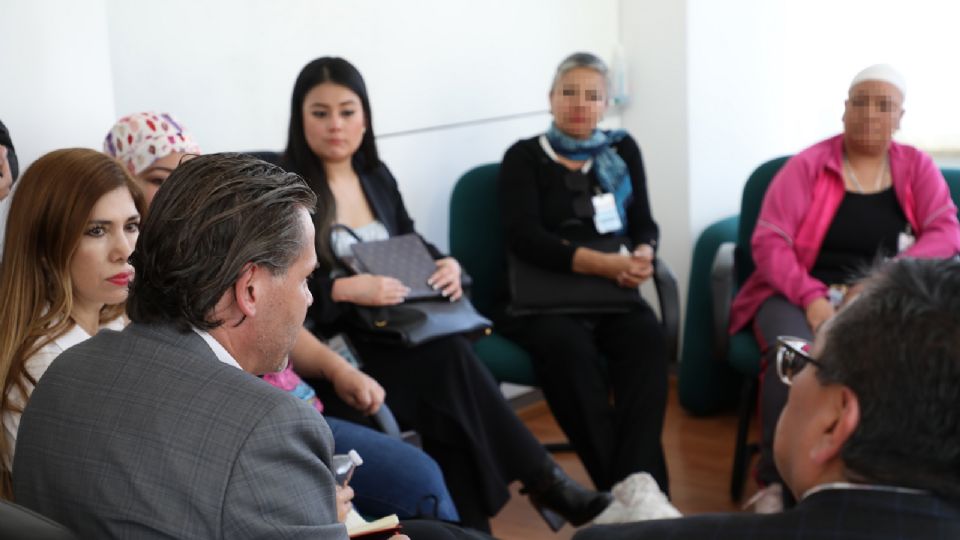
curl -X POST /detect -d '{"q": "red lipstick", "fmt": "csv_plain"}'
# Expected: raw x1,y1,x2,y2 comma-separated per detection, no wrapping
107,271,133,287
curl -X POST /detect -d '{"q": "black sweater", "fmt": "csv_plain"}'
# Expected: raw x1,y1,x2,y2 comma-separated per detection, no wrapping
497,134,659,273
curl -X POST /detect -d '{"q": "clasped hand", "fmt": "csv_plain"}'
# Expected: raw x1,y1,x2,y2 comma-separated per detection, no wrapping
612,244,655,288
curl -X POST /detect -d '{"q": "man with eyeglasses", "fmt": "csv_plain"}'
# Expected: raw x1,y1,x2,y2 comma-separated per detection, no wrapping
575,258,960,539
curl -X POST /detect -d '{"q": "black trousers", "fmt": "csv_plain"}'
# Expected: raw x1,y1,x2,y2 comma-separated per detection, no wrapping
499,302,669,493
754,294,811,506
310,333,549,532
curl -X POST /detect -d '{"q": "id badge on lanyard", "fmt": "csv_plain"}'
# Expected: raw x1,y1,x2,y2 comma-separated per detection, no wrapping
592,193,623,234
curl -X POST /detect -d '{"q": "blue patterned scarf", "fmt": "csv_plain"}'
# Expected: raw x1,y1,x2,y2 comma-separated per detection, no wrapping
545,124,633,232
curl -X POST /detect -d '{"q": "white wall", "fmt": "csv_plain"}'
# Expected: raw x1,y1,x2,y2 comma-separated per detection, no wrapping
1,0,622,253
0,0,119,241
615,0,960,318
619,0,691,311
6,1,956,334
684,0,960,242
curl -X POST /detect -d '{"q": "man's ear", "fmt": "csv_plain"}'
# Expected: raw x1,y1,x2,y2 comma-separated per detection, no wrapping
233,262,260,319
810,385,860,465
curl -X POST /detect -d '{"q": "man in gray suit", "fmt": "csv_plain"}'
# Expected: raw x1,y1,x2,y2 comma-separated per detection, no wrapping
13,153,356,539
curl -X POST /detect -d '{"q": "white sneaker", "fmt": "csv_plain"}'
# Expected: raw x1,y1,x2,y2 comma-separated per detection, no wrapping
592,472,681,524
743,483,784,514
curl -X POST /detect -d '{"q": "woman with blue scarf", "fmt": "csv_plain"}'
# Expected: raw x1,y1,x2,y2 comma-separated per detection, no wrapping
497,52,669,494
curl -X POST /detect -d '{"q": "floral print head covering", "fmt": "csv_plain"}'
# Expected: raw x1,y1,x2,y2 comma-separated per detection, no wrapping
103,112,201,175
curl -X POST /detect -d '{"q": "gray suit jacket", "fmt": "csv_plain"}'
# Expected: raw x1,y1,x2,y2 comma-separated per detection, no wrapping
13,323,348,540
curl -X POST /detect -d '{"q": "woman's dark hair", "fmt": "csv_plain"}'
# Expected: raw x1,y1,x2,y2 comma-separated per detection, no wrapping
127,152,317,332
282,56,380,265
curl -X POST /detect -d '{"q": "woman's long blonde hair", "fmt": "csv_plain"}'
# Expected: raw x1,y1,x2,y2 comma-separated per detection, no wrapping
0,148,145,499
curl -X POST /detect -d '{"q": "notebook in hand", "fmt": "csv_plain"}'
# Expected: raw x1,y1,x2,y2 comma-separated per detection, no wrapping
346,511,401,539
350,234,442,301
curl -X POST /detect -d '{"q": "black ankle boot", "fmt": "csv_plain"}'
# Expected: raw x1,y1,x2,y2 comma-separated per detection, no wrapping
521,462,613,531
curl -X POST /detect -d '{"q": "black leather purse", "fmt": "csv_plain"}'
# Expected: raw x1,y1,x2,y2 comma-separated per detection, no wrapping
332,225,491,347
507,236,643,315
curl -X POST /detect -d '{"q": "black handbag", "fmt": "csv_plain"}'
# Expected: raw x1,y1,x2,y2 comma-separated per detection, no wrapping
507,236,643,315
332,225,491,347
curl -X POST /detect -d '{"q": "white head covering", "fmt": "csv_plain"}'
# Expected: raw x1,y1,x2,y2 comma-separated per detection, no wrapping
849,64,907,100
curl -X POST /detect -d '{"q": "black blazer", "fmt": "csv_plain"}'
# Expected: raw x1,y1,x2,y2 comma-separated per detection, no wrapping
306,162,442,329
573,488,960,540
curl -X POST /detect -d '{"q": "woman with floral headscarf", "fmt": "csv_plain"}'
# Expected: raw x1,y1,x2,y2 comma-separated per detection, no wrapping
104,112,201,206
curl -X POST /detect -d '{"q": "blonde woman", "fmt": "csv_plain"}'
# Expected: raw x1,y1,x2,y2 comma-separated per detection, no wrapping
0,148,145,498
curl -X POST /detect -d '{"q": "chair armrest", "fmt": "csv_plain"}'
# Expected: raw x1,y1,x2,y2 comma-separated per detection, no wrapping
370,403,402,439
710,242,737,361
653,258,681,364
370,404,422,447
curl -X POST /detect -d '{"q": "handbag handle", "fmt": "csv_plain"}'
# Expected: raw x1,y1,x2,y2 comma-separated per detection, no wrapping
328,223,365,274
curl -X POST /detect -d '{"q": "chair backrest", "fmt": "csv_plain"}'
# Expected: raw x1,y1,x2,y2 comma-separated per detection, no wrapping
679,215,742,415
941,167,960,209
735,159,960,286
243,150,283,166
448,163,504,317
733,156,790,285
0,499,78,540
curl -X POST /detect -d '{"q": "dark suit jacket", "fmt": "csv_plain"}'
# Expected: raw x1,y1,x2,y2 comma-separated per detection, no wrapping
574,488,960,540
0,119,18,181
13,323,347,540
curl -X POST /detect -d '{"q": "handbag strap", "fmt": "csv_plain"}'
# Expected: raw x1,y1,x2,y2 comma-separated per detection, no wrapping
329,223,364,274
330,223,363,243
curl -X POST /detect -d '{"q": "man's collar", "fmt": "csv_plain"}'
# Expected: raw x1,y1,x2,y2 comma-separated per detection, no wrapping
192,327,243,371
803,481,928,500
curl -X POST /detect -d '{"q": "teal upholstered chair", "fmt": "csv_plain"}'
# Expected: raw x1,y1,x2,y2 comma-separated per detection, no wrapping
711,156,790,501
449,163,681,388
677,215,742,416
712,159,960,502
448,163,537,386
942,167,960,208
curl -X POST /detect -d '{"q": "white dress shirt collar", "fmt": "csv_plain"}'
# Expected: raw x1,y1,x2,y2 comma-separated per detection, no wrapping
192,327,243,371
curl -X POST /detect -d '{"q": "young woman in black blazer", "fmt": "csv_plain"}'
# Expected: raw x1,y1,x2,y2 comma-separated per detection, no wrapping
282,56,611,533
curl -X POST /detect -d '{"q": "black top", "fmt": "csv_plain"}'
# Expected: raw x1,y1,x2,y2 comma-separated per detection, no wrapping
812,187,907,285
304,162,443,329
0,119,18,182
498,134,658,273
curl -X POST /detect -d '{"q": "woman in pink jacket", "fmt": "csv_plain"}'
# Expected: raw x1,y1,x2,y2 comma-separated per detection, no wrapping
730,64,960,512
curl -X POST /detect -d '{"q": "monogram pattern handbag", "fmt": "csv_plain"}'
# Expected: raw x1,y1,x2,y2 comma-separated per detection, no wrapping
332,225,491,347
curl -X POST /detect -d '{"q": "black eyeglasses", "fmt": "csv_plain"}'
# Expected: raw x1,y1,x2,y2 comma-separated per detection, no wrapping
564,171,594,218
775,336,825,386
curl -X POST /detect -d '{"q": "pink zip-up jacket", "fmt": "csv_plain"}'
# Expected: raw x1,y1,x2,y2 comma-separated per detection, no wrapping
730,134,960,333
